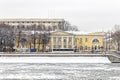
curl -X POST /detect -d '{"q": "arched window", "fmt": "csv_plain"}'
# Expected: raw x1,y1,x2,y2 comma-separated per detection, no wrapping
92,39,99,43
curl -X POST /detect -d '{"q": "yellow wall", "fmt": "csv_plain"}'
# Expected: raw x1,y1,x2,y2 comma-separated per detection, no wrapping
75,35,104,51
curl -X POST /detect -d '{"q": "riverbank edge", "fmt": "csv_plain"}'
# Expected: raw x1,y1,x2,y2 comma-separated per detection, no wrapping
0,52,120,63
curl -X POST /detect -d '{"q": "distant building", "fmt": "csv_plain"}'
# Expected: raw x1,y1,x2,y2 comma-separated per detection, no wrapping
0,18,65,31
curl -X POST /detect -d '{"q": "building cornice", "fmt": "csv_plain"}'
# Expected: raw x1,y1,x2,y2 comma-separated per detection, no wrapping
0,18,65,22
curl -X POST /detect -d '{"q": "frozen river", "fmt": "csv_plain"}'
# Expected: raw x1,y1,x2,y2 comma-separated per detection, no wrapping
0,63,120,80
0,57,120,79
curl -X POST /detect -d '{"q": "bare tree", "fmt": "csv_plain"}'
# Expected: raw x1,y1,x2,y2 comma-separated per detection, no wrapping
112,25,120,51
64,21,79,31
0,24,15,52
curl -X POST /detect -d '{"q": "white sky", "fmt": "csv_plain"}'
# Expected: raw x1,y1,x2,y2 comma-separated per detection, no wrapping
0,0,120,32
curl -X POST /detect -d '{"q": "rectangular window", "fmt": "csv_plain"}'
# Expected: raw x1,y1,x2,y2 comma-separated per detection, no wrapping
85,46,88,50
85,38,88,42
64,45,66,48
58,45,61,48
58,37,61,42
56,45,59,48
75,38,77,42
53,37,56,42
68,45,72,48
53,45,56,48
63,38,67,43
80,38,82,43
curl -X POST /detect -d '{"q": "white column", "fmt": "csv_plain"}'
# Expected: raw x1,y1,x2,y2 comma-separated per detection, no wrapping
72,37,74,48
67,37,69,48
56,37,58,48
51,37,53,52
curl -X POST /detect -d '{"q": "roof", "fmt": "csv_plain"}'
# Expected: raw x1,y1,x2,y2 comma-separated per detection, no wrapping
20,30,104,36
0,18,65,22
66,31,104,36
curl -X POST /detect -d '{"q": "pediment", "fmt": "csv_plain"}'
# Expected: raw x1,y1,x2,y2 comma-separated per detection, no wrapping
52,31,73,36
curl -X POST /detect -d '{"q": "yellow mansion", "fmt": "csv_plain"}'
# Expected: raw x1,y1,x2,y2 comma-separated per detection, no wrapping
15,30,104,52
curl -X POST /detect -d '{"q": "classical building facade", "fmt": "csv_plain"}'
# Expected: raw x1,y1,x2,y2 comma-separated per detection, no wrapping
50,31,104,52
14,30,104,52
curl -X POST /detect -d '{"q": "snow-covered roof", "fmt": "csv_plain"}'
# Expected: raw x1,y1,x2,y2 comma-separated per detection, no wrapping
21,31,50,34
21,30,104,35
65,31,104,35
66,31,89,35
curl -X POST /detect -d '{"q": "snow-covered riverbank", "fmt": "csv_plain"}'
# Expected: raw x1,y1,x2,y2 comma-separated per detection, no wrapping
0,57,111,63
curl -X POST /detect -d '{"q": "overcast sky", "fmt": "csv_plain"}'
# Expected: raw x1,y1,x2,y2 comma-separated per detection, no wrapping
0,0,120,32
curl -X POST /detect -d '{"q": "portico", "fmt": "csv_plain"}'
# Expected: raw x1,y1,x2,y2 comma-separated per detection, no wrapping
50,31,74,52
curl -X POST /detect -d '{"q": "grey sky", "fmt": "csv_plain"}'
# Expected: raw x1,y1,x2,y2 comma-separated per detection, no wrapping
0,0,120,32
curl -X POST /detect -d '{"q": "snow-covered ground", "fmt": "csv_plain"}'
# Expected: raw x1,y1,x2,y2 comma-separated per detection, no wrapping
0,57,111,63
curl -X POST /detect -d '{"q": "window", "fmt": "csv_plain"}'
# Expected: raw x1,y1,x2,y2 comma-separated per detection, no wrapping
63,38,66,43
92,39,99,43
48,22,50,23
68,45,72,48
85,38,88,42
22,25,25,28
56,45,59,48
53,37,56,42
75,38,77,42
58,45,61,48
53,45,56,48
17,26,20,29
64,45,66,48
85,46,87,50
80,46,83,50
80,38,82,43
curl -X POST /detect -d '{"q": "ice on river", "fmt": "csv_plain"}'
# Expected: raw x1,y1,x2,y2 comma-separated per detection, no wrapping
0,63,120,80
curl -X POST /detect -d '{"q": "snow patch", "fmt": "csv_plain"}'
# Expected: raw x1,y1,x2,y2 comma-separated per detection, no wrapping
0,57,111,63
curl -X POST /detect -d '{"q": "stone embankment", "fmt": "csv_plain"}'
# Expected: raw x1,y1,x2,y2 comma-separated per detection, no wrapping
107,52,120,63
0,52,120,63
